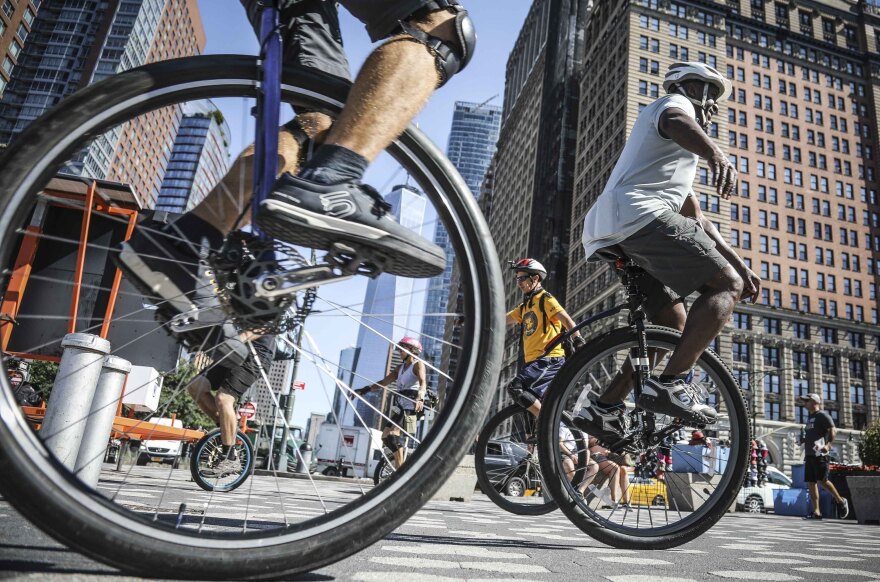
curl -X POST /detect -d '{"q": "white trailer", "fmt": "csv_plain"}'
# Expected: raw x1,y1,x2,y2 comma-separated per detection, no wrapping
313,423,383,479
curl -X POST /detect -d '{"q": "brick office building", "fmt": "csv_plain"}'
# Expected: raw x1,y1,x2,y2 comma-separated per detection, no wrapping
568,0,880,469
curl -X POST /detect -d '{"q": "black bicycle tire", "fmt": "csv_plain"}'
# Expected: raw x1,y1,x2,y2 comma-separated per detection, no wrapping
0,55,504,579
474,405,588,516
537,326,749,549
190,429,254,493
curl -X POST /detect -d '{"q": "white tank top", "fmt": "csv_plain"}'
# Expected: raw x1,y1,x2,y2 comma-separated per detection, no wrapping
396,361,421,411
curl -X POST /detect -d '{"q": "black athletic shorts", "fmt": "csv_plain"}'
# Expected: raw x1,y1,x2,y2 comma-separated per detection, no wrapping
804,455,830,483
204,337,275,398
241,0,457,83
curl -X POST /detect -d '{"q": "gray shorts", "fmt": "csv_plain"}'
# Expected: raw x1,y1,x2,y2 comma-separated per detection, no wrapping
241,0,453,82
594,212,728,318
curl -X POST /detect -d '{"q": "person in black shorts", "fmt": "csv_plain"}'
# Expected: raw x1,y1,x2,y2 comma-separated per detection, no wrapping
116,0,476,359
800,393,849,520
186,335,275,476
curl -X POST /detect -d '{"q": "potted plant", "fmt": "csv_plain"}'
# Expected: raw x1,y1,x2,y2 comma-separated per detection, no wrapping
847,421,880,525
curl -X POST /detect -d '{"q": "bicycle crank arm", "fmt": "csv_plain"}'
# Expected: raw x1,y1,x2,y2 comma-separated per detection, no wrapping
253,265,354,299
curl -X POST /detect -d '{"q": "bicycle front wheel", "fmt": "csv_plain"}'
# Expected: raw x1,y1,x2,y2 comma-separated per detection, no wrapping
190,429,254,493
537,326,749,549
0,55,503,578
474,404,588,515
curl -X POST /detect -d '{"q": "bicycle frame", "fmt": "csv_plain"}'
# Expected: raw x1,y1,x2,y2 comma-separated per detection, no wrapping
251,1,283,236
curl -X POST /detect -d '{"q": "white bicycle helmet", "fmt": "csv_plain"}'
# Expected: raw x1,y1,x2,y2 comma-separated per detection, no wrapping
511,258,548,281
663,62,732,107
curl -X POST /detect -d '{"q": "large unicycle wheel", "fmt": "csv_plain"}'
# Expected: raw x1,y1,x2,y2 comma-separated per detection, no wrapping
475,404,588,515
0,55,504,579
190,429,254,493
537,326,749,549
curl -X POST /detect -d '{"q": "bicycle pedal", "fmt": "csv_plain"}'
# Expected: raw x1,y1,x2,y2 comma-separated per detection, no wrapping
326,242,388,277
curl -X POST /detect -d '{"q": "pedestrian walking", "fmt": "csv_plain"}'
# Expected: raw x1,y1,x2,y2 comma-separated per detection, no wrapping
799,393,849,520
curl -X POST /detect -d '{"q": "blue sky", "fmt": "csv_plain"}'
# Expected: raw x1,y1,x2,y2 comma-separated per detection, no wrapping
196,1,531,427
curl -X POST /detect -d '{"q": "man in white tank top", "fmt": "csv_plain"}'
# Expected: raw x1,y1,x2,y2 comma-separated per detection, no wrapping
576,63,761,447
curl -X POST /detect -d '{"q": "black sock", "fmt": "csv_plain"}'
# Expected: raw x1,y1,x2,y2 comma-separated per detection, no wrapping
221,445,233,459
298,144,369,184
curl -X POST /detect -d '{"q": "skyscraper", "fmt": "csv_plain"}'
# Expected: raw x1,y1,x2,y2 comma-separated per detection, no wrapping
484,0,590,413
0,0,205,208
349,185,432,428
0,0,39,100
420,100,501,396
569,0,880,469
155,100,232,213
329,346,359,425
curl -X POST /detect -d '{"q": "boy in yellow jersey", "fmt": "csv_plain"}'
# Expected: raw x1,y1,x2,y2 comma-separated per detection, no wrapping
505,258,585,417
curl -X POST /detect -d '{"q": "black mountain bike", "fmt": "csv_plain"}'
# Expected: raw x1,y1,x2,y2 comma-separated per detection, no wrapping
0,4,503,578
537,258,749,549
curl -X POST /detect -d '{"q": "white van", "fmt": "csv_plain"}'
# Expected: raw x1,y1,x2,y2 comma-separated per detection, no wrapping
736,466,792,513
313,423,383,479
136,417,184,469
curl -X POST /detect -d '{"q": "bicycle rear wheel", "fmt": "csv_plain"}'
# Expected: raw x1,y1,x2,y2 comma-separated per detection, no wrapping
537,326,749,549
0,55,503,578
474,404,587,515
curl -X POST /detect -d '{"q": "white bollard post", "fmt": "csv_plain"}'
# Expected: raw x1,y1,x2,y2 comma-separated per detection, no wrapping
40,333,111,470
74,355,131,488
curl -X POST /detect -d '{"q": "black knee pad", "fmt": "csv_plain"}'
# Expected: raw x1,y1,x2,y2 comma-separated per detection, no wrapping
396,2,475,87
506,378,537,409
383,434,402,453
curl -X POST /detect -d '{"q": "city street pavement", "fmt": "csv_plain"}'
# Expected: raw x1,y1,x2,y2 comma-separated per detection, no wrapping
2,486,879,581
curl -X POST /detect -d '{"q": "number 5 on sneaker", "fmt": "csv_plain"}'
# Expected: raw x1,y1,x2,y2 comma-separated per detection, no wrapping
256,173,446,278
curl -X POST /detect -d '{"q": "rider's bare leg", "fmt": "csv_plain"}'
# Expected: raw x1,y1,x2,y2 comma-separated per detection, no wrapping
319,10,457,162
598,301,687,405
187,377,219,422
190,112,333,232
215,389,238,447
662,265,742,376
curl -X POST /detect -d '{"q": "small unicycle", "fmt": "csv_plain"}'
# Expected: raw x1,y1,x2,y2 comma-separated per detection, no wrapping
190,429,254,492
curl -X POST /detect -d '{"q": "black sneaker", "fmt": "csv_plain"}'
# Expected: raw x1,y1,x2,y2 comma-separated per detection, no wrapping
802,513,823,520
113,212,248,365
637,377,717,426
838,498,849,519
255,173,446,278
572,404,630,447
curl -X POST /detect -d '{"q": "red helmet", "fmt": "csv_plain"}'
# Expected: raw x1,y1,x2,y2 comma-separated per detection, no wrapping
510,258,547,281
398,337,423,353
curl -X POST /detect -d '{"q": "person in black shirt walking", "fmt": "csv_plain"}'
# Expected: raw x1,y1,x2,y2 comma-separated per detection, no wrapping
800,393,849,520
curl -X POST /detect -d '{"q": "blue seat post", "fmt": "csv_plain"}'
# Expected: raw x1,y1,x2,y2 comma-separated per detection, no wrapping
251,1,282,238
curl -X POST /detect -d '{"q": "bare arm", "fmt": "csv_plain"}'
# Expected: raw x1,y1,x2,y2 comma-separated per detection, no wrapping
659,107,737,198
414,361,427,412
552,309,583,340
680,194,761,303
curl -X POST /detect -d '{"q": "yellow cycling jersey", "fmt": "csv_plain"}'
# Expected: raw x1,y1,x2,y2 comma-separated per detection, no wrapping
508,289,566,363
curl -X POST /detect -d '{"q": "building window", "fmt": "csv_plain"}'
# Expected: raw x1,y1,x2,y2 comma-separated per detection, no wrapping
733,312,750,329
763,346,780,367
793,322,810,340
732,342,750,363
764,317,781,335
851,385,865,405
764,401,781,420
763,374,780,393
822,381,838,401
821,355,838,375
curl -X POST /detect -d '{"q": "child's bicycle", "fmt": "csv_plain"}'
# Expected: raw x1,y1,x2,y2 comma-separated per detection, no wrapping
0,2,503,578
